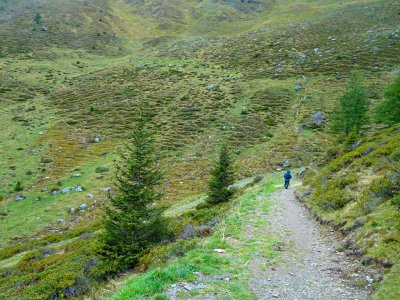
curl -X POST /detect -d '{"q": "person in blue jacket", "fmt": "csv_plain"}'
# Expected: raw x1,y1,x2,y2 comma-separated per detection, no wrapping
284,170,292,189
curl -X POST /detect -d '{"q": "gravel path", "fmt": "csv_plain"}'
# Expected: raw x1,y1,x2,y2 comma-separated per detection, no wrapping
248,185,370,300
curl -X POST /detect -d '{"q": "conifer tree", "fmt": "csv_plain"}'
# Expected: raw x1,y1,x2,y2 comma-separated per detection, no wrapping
207,144,235,204
98,108,170,271
376,74,400,125
332,72,369,135
34,12,41,24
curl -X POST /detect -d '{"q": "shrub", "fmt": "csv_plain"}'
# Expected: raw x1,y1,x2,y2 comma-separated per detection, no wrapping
14,181,23,192
376,74,400,125
95,166,109,173
392,194,400,210
313,187,351,211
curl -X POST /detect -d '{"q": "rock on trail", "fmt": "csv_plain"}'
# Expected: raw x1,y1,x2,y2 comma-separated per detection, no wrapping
248,186,370,300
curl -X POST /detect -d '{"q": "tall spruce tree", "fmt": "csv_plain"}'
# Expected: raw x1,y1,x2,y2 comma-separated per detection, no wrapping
376,74,400,125
98,108,170,271
207,144,235,204
332,72,369,135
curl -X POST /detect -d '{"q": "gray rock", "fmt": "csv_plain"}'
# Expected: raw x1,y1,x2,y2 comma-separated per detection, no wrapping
87,194,94,199
181,223,196,239
94,136,102,143
297,167,307,176
298,53,307,62
57,218,65,223
362,148,374,156
101,187,111,193
51,190,61,195
15,195,25,201
350,141,361,150
295,85,303,92
62,187,73,194
312,111,325,127
75,186,84,192
207,84,219,91
70,208,75,213
72,173,81,178
278,160,291,168
79,203,88,210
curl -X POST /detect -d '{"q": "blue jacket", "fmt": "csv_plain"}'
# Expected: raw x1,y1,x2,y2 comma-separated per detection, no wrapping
284,171,292,181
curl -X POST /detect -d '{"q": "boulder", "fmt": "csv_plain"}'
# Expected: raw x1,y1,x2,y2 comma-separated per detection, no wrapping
181,223,196,239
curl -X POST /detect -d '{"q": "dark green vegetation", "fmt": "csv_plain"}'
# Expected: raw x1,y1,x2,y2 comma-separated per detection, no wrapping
109,176,280,300
376,74,400,126
331,72,369,135
0,0,400,298
207,144,235,204
98,109,171,271
298,124,400,299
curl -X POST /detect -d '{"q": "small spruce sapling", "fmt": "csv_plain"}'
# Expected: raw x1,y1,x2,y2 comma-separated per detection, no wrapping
207,144,235,204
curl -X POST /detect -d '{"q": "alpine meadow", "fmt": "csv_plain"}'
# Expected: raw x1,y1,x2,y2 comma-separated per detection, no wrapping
0,0,399,299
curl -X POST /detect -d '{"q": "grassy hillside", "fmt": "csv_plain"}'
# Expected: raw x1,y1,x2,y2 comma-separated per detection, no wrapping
297,125,400,299
0,0,399,298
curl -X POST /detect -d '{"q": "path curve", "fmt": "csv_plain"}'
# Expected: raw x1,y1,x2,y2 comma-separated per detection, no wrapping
248,185,370,300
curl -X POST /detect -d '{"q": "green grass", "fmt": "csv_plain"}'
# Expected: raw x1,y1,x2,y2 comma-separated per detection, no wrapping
0,0,399,298
298,125,400,299
110,175,280,299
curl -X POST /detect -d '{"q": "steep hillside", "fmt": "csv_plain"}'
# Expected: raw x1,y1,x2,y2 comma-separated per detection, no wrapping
297,125,400,299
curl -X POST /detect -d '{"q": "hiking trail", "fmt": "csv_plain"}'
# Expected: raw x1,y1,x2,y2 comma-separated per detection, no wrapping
247,184,370,300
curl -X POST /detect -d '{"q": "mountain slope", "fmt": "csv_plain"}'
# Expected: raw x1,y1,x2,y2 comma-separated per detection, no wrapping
0,0,399,299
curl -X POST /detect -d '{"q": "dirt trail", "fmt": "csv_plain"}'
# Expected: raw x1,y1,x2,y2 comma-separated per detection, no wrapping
248,184,370,300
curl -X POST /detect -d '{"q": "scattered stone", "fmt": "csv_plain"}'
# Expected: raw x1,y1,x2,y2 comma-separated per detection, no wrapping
184,283,205,291
214,249,226,253
382,260,393,268
51,190,61,195
57,218,65,223
181,223,196,239
87,194,94,199
71,173,82,178
94,135,102,143
101,187,111,193
79,204,88,210
301,189,312,197
272,245,284,251
41,157,53,164
297,167,307,176
62,187,73,194
15,195,25,201
362,148,374,156
70,208,75,213
312,111,325,127
277,160,291,168
350,141,361,150
207,84,219,91
75,186,84,192
295,84,303,92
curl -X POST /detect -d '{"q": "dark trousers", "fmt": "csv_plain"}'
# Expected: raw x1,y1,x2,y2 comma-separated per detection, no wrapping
284,180,290,189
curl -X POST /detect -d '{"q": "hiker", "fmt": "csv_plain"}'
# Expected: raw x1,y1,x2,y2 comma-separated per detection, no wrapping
284,170,292,189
